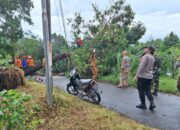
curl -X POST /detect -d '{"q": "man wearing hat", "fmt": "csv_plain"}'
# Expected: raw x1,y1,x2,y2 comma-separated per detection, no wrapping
134,46,156,110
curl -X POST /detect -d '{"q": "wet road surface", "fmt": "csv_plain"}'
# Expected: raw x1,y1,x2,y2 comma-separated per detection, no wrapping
46,76,180,130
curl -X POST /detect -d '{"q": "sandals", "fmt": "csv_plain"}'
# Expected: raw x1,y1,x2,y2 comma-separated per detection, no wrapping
117,85,124,88
117,85,128,88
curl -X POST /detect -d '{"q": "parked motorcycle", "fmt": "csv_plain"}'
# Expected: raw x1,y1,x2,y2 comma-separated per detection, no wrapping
67,67,101,104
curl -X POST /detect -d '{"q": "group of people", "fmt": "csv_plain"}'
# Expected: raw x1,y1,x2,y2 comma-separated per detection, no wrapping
89,46,160,110
116,46,161,110
15,55,34,69
82,46,159,110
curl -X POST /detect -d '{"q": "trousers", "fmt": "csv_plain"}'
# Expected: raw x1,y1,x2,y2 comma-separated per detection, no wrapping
137,77,154,104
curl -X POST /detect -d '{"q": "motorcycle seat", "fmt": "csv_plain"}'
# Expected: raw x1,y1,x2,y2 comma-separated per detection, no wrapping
80,79,92,85
80,81,90,85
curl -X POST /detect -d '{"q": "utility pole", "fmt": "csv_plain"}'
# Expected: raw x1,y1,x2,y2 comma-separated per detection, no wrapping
41,0,53,107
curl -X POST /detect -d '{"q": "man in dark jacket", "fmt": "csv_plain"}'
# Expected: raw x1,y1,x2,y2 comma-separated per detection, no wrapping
152,55,161,96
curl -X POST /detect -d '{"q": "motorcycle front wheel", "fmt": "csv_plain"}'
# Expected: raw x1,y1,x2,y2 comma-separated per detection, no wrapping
88,88,101,104
67,83,78,95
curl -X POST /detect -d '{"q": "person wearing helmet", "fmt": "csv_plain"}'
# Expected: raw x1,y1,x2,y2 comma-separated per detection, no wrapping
27,56,34,67
15,55,22,68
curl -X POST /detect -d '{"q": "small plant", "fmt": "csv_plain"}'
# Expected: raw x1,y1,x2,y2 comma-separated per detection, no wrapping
0,54,12,67
0,90,42,130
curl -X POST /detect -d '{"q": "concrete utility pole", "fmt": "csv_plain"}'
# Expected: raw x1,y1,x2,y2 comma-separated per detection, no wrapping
41,0,53,106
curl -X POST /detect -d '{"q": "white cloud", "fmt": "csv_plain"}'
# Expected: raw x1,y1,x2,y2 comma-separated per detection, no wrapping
126,0,180,14
22,0,180,42
135,11,180,41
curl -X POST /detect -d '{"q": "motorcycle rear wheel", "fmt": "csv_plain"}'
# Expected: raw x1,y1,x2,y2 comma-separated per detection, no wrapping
88,88,101,104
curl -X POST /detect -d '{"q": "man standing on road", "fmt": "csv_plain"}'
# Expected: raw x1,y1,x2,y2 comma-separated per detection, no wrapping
175,56,180,92
152,55,161,96
118,51,130,88
134,46,156,110
90,48,98,79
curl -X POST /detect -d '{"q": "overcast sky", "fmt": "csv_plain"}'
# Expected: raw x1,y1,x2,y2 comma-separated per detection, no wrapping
22,0,180,42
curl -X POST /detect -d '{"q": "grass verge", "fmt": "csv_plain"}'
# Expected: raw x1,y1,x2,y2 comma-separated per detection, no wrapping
159,76,177,94
17,82,156,130
98,74,135,87
99,74,178,94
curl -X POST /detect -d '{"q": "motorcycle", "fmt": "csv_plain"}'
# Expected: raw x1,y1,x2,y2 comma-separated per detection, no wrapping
66,67,101,104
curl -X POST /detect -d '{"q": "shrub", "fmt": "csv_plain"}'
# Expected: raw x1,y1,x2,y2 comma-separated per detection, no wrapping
0,90,42,130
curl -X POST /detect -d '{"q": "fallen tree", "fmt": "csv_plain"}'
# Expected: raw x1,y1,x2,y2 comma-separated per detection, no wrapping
0,53,70,91
0,67,25,91
24,53,69,76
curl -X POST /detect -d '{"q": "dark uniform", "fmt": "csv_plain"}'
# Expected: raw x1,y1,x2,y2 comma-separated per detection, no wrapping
152,55,161,96
175,60,180,92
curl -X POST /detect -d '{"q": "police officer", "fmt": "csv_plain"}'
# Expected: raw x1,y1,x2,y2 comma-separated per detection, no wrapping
152,55,161,96
135,46,156,110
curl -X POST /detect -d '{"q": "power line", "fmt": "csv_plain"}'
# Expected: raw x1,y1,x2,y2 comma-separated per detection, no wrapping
58,0,68,43
58,0,72,70
53,0,62,33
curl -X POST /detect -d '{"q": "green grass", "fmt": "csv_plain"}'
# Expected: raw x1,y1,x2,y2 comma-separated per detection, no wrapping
159,76,177,94
17,82,156,130
98,74,136,87
98,74,119,84
99,74,178,94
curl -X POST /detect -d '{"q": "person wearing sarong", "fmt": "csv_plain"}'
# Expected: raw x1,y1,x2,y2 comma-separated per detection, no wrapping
118,51,130,88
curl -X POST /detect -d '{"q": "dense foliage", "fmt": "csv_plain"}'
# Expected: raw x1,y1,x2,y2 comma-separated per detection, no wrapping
13,33,69,73
0,0,34,42
68,0,180,78
0,0,34,63
67,0,144,77
0,0,180,79
0,90,41,129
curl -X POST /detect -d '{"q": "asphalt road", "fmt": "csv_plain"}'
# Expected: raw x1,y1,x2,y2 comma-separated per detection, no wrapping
47,76,180,130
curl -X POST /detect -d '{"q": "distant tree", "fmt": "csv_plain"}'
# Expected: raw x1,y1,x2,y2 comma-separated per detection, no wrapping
0,0,34,42
0,37,13,57
67,13,84,40
68,0,147,75
51,33,66,54
15,38,43,63
164,32,179,48
126,22,146,44
51,33,69,73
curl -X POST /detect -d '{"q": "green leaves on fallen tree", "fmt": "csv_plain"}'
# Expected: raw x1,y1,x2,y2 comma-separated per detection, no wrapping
68,0,146,75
